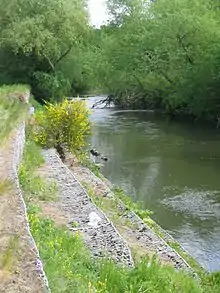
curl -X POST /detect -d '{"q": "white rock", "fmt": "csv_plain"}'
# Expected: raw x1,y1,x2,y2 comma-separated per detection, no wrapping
88,212,101,228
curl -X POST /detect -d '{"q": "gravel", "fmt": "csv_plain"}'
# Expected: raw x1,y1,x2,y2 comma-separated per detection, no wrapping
42,149,134,267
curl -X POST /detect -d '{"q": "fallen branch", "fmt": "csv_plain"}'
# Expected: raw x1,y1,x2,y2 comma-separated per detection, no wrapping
92,95,114,109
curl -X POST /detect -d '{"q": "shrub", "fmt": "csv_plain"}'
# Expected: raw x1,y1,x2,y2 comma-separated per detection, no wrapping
33,99,90,158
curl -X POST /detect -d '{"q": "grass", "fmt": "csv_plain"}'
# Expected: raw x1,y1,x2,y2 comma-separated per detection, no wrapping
19,134,220,293
0,84,29,97
18,139,58,202
0,180,13,195
0,84,29,143
0,235,19,273
112,187,153,219
77,152,101,177
28,204,206,293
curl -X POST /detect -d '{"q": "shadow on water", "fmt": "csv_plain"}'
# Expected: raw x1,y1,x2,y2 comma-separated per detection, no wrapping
88,97,220,271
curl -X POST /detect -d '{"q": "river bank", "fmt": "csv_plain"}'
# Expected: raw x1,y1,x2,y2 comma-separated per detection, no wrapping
29,146,197,272
18,138,216,292
88,97,220,272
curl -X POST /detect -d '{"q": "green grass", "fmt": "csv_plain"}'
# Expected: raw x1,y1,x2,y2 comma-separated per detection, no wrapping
0,84,29,142
19,133,220,293
0,84,29,96
112,187,153,219
28,205,207,293
18,139,58,202
77,152,101,177
0,235,19,272
0,180,13,195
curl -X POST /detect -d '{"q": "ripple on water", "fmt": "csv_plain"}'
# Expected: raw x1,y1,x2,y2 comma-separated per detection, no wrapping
169,223,220,271
161,187,220,220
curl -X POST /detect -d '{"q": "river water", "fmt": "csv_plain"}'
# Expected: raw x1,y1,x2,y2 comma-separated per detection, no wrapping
88,96,220,271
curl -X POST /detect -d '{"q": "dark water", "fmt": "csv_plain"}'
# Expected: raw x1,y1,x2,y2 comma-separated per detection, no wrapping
89,97,220,271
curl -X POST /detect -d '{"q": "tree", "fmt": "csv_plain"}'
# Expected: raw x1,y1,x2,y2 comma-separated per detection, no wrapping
95,0,220,120
0,0,89,102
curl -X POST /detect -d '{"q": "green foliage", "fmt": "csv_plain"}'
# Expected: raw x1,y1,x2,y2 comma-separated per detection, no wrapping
94,0,220,121
0,0,90,101
33,99,91,155
29,95,43,110
33,71,71,102
28,206,208,293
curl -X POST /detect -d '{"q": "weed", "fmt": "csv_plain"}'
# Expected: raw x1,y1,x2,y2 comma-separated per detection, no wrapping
0,180,13,195
0,235,19,272
112,187,153,219
71,221,79,228
77,152,101,177
19,139,58,202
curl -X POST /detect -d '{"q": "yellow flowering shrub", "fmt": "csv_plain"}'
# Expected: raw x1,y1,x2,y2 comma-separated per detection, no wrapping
33,99,90,155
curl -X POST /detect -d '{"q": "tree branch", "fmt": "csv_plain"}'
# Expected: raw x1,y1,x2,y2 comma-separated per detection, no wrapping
55,45,74,66
42,52,55,72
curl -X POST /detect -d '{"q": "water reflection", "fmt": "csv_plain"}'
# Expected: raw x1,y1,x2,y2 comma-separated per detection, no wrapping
89,97,220,271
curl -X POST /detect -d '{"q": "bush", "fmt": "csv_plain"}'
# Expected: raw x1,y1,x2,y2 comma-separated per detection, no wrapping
33,99,91,158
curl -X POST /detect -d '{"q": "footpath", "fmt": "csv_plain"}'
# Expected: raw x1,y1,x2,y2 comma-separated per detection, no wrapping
0,124,48,293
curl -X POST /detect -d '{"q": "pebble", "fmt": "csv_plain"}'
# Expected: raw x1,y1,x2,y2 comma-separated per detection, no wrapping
42,149,134,267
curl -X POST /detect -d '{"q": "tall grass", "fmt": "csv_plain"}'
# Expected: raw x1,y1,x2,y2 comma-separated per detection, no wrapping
0,84,29,143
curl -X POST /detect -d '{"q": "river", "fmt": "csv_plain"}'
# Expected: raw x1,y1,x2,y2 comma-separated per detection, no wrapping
88,96,220,272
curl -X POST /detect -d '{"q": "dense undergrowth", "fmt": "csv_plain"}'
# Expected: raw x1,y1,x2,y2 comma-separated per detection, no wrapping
18,137,220,293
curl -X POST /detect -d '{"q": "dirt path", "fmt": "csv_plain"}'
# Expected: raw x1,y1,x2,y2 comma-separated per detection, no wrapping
0,126,48,293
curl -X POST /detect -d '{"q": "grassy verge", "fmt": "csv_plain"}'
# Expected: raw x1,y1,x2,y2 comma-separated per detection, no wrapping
19,139,220,293
81,175,220,292
0,84,29,142
77,152,102,178
18,139,58,202
28,205,205,293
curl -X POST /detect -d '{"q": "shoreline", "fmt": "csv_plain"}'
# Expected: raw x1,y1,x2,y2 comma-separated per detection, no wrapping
64,152,203,275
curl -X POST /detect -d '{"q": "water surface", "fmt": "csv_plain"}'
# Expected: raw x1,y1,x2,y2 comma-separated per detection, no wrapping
89,96,220,271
